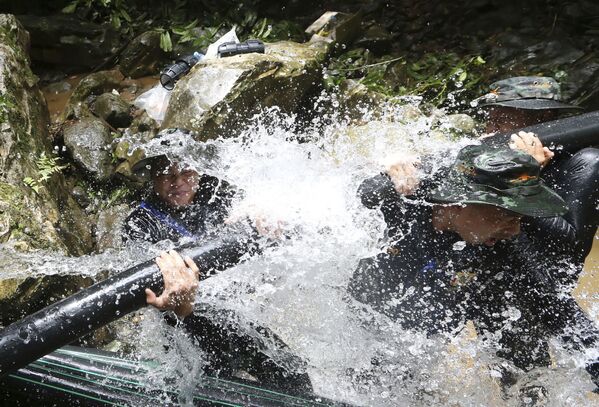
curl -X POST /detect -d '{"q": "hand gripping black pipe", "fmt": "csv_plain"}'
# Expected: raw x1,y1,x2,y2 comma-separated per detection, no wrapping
0,235,255,378
482,110,599,152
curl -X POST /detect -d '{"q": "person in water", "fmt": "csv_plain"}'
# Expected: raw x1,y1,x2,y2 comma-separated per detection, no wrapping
477,77,599,266
351,78,599,393
122,128,312,392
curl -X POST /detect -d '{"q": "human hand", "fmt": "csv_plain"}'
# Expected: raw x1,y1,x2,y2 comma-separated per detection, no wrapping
381,154,421,195
509,131,554,167
253,216,285,239
146,250,200,318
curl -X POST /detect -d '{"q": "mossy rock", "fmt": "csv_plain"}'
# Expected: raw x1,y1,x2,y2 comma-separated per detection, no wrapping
0,14,93,255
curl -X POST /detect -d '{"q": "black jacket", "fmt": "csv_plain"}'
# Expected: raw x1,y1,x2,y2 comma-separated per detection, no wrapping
123,175,236,244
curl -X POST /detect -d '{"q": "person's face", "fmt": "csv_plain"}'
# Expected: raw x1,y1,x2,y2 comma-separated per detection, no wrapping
451,204,522,246
485,106,558,133
152,163,200,208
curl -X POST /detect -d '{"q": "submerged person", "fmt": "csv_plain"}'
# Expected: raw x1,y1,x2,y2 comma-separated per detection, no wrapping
349,143,599,393
122,128,312,393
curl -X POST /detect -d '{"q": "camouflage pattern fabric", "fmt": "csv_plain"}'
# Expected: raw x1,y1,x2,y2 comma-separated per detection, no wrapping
473,76,581,110
429,145,568,217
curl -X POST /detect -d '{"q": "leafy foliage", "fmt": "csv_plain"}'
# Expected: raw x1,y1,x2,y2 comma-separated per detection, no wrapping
61,0,305,53
62,0,132,32
326,49,489,109
23,152,68,193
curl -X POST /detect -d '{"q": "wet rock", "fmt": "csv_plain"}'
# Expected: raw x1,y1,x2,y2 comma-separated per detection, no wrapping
95,204,130,251
162,40,330,139
0,14,93,255
44,80,72,94
119,31,166,79
336,79,386,120
305,11,363,46
354,24,393,54
561,53,599,110
488,33,584,73
63,69,125,120
15,14,120,72
442,113,477,135
92,92,133,128
0,273,94,326
71,184,91,209
63,115,115,182
128,110,159,135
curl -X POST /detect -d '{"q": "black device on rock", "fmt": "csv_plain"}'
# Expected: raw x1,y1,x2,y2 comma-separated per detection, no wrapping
160,51,204,90
218,39,265,57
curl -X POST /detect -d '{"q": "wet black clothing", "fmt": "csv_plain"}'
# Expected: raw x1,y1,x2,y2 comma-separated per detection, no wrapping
522,147,599,285
350,169,599,375
123,175,312,392
123,175,236,244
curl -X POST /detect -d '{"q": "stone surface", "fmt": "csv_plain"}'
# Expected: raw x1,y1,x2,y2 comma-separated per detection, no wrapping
0,14,93,255
119,30,166,79
15,14,120,72
63,69,125,120
354,24,393,54
95,204,130,251
162,40,329,139
63,115,115,182
0,273,93,326
92,92,133,128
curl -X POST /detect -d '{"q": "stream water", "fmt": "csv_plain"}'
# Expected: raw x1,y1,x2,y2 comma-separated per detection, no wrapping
2,99,598,406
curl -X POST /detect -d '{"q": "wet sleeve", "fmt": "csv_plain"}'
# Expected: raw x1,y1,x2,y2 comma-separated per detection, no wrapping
523,147,599,261
122,207,168,244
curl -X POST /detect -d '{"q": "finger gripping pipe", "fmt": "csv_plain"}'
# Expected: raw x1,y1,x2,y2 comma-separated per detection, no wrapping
0,236,253,378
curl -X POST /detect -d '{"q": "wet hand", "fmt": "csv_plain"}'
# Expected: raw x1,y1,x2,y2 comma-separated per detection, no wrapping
381,153,421,195
146,250,200,318
509,131,554,167
253,216,285,239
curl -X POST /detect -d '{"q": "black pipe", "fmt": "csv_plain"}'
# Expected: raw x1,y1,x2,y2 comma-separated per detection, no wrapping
482,110,599,153
0,235,255,378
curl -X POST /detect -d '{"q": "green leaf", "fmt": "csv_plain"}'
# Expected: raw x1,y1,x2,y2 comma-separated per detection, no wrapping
61,2,78,14
120,9,132,22
160,31,173,52
111,14,121,29
458,71,467,82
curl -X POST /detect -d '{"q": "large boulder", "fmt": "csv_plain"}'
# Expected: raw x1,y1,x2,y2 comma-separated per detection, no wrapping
63,115,115,182
92,92,133,128
0,14,93,254
63,69,125,120
161,40,329,139
15,14,120,72
0,14,94,324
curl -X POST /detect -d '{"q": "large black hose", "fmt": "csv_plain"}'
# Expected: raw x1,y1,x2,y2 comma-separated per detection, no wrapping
0,236,254,378
483,110,599,152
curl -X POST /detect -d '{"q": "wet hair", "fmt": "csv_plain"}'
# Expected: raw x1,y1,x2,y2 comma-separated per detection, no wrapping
150,156,173,178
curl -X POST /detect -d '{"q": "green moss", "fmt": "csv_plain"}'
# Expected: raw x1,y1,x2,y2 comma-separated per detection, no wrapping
0,182,60,250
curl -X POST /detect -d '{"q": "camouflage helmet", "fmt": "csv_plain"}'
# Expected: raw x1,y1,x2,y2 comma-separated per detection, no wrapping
429,145,568,217
473,76,581,111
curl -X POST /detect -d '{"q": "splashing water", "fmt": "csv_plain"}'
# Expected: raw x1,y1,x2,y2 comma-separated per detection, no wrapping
3,103,597,406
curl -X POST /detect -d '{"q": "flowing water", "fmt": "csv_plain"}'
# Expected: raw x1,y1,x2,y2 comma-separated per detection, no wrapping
2,101,598,406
